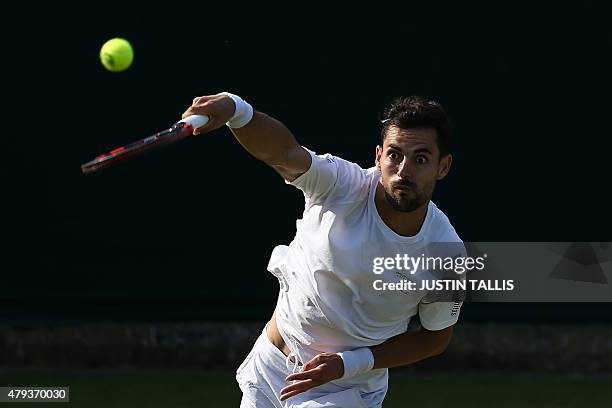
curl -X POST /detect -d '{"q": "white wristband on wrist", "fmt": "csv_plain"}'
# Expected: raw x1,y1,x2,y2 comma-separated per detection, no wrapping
337,347,374,379
219,92,254,128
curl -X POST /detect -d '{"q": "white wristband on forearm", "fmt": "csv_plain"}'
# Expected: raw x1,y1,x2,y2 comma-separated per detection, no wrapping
219,92,254,128
337,347,374,379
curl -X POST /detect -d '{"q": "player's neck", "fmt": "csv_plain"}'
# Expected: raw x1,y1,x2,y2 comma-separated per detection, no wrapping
375,183,429,237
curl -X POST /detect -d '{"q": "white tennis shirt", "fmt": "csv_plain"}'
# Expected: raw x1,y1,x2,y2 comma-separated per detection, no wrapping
268,149,464,393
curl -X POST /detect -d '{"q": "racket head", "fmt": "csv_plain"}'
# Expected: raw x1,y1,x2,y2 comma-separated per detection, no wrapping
81,115,208,175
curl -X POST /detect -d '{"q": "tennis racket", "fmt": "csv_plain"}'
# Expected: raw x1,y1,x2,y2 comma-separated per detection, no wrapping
81,114,209,175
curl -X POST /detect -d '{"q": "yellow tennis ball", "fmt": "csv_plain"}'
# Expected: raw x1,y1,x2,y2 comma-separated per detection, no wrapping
100,38,133,72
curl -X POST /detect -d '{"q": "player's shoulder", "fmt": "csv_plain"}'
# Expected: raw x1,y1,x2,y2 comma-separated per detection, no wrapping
297,149,371,204
327,152,369,175
426,201,463,243
426,202,465,258
305,149,367,175
331,155,371,199
319,151,371,188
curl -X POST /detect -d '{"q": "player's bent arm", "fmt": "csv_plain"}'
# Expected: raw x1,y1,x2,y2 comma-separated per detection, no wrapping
370,325,454,369
280,325,455,401
230,111,311,181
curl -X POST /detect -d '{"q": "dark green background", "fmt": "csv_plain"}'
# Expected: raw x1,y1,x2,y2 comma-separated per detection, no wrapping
6,1,612,324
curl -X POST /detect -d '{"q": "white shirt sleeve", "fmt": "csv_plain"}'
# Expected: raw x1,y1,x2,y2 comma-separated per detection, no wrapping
418,301,462,331
418,237,466,331
287,148,366,207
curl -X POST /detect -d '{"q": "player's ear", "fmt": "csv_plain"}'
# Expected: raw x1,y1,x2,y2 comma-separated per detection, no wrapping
375,145,383,169
437,154,452,180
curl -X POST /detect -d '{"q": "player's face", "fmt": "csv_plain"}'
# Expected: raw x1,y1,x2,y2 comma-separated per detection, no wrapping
375,126,452,212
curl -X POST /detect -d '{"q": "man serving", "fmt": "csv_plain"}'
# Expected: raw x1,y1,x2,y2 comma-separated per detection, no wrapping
183,92,464,408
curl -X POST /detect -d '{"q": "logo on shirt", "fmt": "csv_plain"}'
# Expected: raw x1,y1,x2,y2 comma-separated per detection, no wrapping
450,302,462,316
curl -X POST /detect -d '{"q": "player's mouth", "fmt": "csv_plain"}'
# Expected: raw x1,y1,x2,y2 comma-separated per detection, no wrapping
394,184,414,192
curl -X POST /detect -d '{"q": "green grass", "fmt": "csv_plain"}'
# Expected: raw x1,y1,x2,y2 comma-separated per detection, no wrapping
0,371,610,407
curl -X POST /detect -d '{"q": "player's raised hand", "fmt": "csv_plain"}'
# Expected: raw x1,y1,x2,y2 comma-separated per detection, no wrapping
279,352,344,401
181,93,236,135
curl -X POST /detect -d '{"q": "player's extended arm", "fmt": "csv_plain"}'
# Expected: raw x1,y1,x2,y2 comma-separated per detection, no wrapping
181,93,311,181
231,111,312,181
280,326,454,401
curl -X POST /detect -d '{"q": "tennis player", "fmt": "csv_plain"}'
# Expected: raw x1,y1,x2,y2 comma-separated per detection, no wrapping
183,93,464,408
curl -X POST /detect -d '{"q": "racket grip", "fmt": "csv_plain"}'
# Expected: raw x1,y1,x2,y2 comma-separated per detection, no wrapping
178,114,209,129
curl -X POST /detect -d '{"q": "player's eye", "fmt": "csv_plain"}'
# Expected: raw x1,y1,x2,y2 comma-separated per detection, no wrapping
388,151,401,161
416,155,429,164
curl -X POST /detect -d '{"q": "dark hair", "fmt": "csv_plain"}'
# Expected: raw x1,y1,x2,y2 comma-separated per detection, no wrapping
380,96,451,159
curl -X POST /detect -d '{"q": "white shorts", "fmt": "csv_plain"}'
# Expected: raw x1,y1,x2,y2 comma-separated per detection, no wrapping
236,325,385,408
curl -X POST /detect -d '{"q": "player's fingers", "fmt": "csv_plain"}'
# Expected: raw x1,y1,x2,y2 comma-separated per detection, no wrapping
302,354,325,371
183,96,234,125
192,95,212,105
182,105,208,119
181,107,194,119
183,97,214,119
193,117,224,135
279,379,318,401
182,103,214,121
285,367,322,382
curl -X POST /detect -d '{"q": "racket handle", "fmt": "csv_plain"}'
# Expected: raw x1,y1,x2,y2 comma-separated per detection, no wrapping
178,114,209,129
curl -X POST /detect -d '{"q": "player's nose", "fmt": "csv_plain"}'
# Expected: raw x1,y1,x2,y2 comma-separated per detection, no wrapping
397,158,413,178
